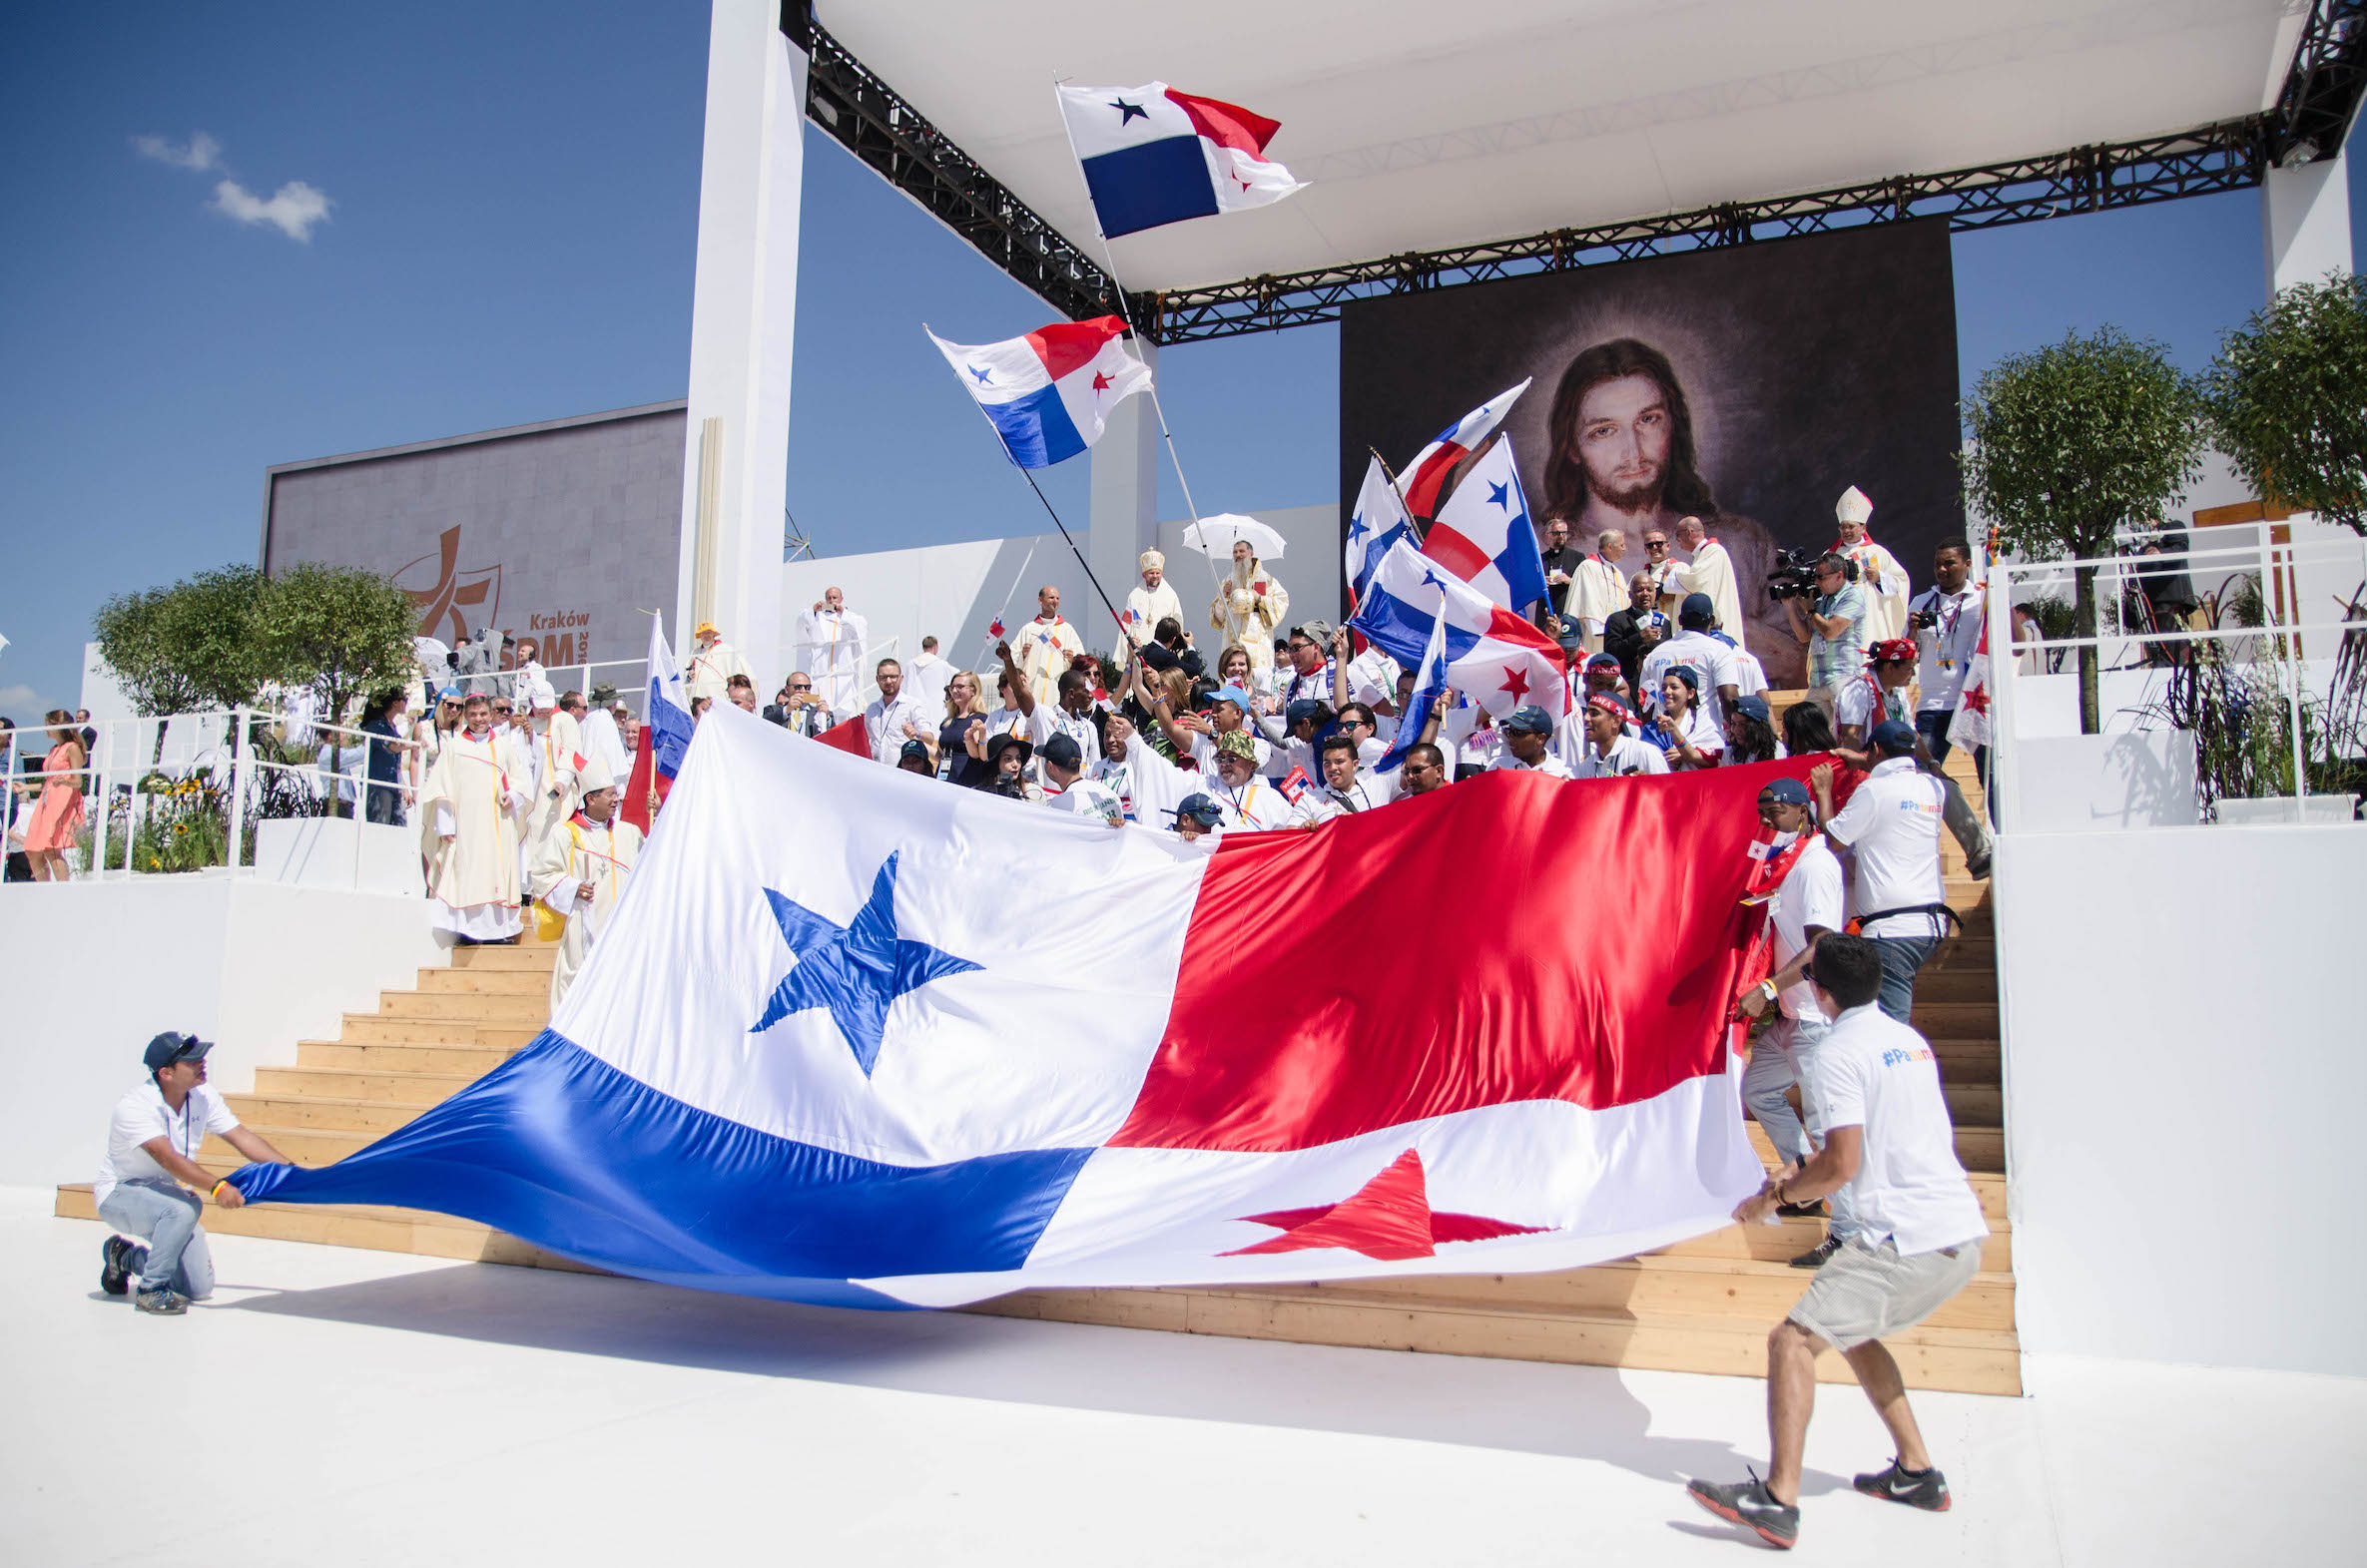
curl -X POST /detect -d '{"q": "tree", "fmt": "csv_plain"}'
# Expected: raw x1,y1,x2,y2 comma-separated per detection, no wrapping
2201,270,2367,536
1961,328,2206,734
92,565,274,760
257,563,419,807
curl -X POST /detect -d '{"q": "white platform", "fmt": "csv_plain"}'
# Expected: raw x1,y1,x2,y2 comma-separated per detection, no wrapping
9,1189,2356,1567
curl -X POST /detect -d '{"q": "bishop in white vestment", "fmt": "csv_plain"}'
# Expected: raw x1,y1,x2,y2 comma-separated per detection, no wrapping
420,698,530,942
1121,550,1185,654
529,753,642,1005
1210,542,1288,679
1834,485,1912,643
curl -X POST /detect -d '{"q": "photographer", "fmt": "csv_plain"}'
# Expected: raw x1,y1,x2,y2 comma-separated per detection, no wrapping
1907,539,1984,765
1785,554,1868,720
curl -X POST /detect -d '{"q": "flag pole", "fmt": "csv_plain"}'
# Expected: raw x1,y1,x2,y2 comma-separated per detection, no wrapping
1368,445,1428,543
1051,77,1227,603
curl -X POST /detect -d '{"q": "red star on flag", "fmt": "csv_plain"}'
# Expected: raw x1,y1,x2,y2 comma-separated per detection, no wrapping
1961,683,1990,716
1220,1149,1545,1262
1091,370,1112,392
1497,666,1531,702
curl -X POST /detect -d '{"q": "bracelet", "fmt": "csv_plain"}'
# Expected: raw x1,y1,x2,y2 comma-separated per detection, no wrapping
211,1180,230,1199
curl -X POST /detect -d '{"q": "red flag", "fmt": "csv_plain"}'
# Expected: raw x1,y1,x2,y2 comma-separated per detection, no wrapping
619,725,669,830
817,715,872,759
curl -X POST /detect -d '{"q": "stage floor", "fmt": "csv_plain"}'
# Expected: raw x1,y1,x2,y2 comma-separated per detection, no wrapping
6,1186,2350,1566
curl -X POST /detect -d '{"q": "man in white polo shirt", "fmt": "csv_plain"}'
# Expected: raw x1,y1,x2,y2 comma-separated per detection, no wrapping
1288,733,1386,825
1488,706,1574,779
1567,694,1667,779
1689,934,1989,1550
1036,734,1123,827
1812,731,1952,1023
1639,594,1741,729
95,1032,292,1315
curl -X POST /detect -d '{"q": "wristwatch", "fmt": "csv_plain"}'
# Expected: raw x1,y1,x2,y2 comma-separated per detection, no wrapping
1756,979,1779,1003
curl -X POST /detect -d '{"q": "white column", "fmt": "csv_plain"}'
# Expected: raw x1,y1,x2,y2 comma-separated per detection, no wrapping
1087,339,1161,654
2262,148,2352,298
676,0,804,691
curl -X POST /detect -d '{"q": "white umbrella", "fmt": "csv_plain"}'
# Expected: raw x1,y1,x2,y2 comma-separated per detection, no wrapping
1183,513,1287,562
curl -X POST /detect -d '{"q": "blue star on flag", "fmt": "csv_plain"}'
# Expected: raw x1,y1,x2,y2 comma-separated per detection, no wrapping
1347,511,1372,549
751,852,981,1078
1109,98,1149,125
1487,480,1510,509
967,364,993,385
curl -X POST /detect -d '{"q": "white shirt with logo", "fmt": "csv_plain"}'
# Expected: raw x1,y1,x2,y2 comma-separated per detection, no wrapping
1815,1003,1991,1255
1487,750,1574,780
1823,757,1948,938
1768,833,1845,1020
1911,583,1985,713
1640,631,1742,727
97,1081,241,1207
1042,777,1124,827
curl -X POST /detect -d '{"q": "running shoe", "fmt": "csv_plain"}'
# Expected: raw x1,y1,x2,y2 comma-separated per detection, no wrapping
100,1236,137,1297
1789,1234,1843,1269
1687,1472,1799,1549
1853,1457,1951,1511
133,1288,189,1316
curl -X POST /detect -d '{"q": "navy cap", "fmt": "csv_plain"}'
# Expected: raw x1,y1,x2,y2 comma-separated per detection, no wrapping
1870,719,1919,755
1679,592,1715,627
1173,792,1225,826
897,739,931,764
1731,694,1771,722
1284,699,1326,729
1038,734,1084,771
1585,652,1622,670
1761,777,1811,805
1501,705,1555,735
143,1031,213,1075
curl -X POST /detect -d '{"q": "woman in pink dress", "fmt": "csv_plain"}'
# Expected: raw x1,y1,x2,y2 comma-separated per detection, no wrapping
22,710,86,881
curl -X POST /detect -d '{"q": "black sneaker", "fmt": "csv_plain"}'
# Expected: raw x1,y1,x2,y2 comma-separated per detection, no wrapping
1789,1234,1843,1270
1687,1471,1799,1550
100,1236,137,1297
133,1288,189,1316
1854,1457,1951,1511
1775,1198,1825,1219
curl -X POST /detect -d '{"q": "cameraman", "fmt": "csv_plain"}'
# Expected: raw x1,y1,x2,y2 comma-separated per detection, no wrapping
1785,554,1868,721
1908,538,1983,766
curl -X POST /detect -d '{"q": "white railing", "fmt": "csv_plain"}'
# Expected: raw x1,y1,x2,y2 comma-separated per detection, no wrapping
1986,520,2366,831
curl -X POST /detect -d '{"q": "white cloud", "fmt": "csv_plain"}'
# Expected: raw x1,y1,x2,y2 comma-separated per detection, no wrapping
133,131,222,171
0,683,44,715
212,178,332,243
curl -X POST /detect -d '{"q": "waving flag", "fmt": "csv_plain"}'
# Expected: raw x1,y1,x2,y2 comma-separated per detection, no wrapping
1375,612,1449,774
622,616,697,830
928,317,1151,469
1948,614,1994,753
1344,456,1416,607
1425,435,1550,612
222,707,1835,1307
1400,379,1530,520
1350,540,1568,718
1057,82,1303,239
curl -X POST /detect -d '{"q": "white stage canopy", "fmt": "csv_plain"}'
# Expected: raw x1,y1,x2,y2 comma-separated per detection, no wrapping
825,0,2307,293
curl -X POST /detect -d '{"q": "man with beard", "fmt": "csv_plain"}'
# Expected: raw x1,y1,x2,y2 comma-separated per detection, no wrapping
1537,337,1799,686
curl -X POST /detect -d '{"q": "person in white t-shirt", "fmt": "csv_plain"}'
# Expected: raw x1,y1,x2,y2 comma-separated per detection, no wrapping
1639,595,1742,728
1690,934,1988,1548
1812,737,1950,1022
1720,693,1787,767
1653,667,1725,771
1288,734,1386,825
863,658,928,766
1487,706,1573,779
1833,639,1918,752
94,1033,292,1314
1035,734,1123,826
1569,693,1669,779
1730,776,1854,1268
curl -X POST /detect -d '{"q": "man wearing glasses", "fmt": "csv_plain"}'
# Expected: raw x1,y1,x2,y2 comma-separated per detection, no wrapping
764,674,835,738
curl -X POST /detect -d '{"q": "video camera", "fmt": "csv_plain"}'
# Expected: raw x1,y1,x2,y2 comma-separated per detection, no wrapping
1765,547,1855,602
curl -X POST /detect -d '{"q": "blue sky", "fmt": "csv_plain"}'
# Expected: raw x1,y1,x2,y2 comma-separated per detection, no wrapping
1,3,2359,723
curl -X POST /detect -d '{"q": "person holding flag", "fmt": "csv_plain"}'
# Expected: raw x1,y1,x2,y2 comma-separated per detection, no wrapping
529,751,641,1006
419,691,530,943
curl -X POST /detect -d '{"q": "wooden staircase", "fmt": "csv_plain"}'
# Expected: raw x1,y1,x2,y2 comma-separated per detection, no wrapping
56,724,2016,1393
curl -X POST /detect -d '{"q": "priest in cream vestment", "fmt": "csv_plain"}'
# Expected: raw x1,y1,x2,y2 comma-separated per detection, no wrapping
1666,514,1745,645
521,683,583,863
420,694,531,942
1121,550,1185,655
1209,541,1289,681
1833,485,1912,643
1010,585,1086,709
530,752,641,1005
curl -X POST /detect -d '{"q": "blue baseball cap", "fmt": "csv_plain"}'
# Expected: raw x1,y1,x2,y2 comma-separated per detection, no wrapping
1172,792,1224,826
1501,705,1555,736
1731,694,1771,722
1679,593,1715,627
1761,777,1811,805
1284,699,1326,729
1213,684,1253,711
1870,720,1919,755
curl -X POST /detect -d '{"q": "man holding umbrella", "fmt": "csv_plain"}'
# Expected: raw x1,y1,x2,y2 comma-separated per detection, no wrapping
1195,515,1290,685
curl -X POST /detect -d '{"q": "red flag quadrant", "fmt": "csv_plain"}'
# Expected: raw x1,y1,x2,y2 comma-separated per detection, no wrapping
817,714,872,759
1111,756,1849,1154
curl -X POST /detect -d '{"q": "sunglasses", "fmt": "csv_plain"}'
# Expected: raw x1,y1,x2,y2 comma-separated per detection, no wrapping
789,685,811,693
1644,540,1670,549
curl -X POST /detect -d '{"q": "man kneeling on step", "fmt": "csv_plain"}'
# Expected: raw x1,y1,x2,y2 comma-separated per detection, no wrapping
95,1032,293,1315
1687,935,1989,1551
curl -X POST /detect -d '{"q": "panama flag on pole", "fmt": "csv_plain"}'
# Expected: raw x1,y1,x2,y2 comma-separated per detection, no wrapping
621,616,697,830
1344,456,1416,607
1424,434,1551,612
1057,82,1304,239
1349,539,1568,719
1374,613,1449,775
927,317,1151,470
1399,379,1530,520
227,705,1815,1307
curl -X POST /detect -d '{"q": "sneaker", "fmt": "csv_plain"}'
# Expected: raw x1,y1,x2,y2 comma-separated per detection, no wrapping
1854,1457,1951,1511
1687,1471,1799,1550
1966,850,1992,879
1775,1198,1825,1219
1789,1234,1843,1270
100,1237,137,1297
133,1288,189,1316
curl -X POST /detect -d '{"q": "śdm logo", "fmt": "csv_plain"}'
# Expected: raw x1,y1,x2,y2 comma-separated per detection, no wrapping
397,526,502,644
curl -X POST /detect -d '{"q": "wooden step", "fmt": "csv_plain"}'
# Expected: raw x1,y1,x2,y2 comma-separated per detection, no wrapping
1659,1216,2011,1273
967,1285,2021,1395
415,967,550,997
53,1183,589,1272
296,1040,522,1075
334,1014,539,1049
378,990,548,1024
1912,1000,1998,1032
253,1065,484,1104
1909,969,1998,1003
1749,1119,2002,1174
223,1096,424,1135
206,1125,372,1164
450,944,558,972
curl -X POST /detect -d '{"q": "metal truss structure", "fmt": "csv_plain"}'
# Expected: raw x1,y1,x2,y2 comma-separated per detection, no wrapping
796,2,2367,345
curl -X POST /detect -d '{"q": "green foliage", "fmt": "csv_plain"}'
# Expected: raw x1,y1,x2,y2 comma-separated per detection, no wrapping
128,774,231,873
256,561,418,734
93,565,272,719
2201,271,2367,536
1961,328,2207,733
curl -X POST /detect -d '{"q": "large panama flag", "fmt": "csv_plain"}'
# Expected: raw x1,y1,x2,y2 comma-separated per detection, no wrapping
228,708,1831,1308
1056,82,1303,238
927,317,1152,469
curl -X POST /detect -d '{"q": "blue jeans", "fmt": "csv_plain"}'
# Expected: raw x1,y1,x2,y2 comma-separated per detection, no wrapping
1917,710,1994,828
1872,933,1941,1025
96,1178,216,1299
1739,1012,1857,1242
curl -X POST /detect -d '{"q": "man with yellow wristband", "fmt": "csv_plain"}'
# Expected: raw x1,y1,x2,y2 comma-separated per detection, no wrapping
94,1033,292,1315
